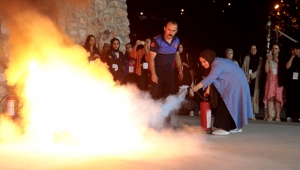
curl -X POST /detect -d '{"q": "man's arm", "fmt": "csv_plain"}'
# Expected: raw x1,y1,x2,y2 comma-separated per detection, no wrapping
286,55,295,69
149,51,158,84
174,51,183,80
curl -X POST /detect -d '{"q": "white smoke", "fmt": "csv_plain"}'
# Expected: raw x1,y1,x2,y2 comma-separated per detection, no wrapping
129,85,188,130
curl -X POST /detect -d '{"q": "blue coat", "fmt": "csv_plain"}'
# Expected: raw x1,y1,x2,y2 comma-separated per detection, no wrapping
201,57,253,129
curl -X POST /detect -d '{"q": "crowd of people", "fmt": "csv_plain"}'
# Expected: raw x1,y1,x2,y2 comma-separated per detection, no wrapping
82,20,300,135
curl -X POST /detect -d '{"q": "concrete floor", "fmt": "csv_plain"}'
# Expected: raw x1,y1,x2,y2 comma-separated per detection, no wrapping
1,113,299,170
170,115,300,170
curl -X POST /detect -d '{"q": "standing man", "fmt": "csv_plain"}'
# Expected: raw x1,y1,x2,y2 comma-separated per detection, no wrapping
149,21,183,99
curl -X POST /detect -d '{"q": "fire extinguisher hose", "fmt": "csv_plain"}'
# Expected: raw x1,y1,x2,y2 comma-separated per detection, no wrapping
187,85,208,101
195,91,208,101
0,93,10,104
182,85,208,101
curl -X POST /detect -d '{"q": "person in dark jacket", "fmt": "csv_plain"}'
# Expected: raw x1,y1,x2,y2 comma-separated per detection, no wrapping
285,43,300,122
106,38,126,84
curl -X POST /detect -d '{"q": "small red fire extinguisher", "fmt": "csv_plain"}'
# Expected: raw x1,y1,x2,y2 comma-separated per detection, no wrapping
0,91,19,118
200,100,212,133
6,92,19,118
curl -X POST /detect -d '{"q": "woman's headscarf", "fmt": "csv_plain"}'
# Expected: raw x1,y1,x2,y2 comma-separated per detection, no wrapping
249,45,260,72
200,49,218,108
248,45,260,97
199,49,216,76
110,38,120,52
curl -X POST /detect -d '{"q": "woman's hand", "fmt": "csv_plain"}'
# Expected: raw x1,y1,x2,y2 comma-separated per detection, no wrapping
99,32,104,38
266,52,272,61
151,74,158,84
94,54,100,58
144,42,150,51
247,74,251,81
192,82,204,92
111,30,115,38
192,84,200,92
204,85,210,98
204,92,209,98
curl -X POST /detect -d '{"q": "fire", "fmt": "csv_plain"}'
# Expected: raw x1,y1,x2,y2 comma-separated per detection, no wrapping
22,59,145,153
0,2,204,169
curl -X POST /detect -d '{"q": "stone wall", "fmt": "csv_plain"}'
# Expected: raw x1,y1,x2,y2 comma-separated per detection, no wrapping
0,0,130,111
57,0,130,49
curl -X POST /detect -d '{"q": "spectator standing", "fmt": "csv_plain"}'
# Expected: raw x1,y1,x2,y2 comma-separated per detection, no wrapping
83,35,101,62
131,39,151,91
225,48,239,66
176,43,195,115
190,57,206,116
123,43,138,85
100,43,110,63
178,43,194,88
285,44,300,122
106,38,126,84
148,21,183,99
263,44,284,122
98,31,115,63
242,45,263,119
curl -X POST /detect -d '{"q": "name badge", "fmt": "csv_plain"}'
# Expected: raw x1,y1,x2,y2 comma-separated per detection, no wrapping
293,72,299,80
129,66,134,73
249,69,252,74
112,64,118,71
143,63,148,69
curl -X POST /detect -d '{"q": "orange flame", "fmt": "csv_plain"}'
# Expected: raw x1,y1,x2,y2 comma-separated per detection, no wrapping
0,4,205,170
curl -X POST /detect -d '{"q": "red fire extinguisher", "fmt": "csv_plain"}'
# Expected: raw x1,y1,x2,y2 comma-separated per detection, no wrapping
0,92,19,118
189,86,212,133
200,100,212,133
6,92,19,118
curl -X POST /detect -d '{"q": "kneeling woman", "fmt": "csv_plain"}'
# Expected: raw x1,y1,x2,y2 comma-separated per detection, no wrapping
192,49,253,135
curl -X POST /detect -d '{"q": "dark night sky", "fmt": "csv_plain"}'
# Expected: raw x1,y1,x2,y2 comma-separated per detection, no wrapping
126,0,283,63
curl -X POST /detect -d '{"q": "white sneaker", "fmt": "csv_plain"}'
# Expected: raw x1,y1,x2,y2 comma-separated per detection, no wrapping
212,129,230,135
229,128,243,133
286,117,292,122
